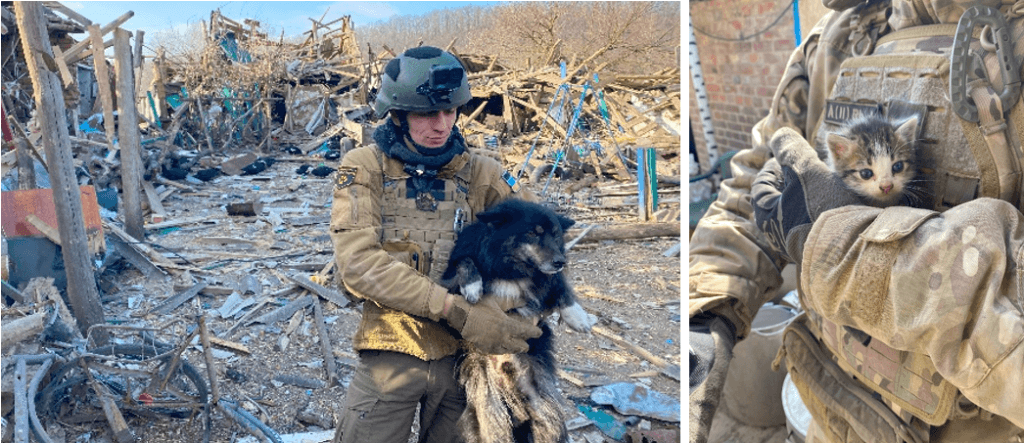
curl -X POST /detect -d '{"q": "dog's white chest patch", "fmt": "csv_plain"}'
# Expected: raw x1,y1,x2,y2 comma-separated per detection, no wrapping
489,279,529,302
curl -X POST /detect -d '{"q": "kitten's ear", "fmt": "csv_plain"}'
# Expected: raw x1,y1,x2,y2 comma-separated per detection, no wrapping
895,116,919,144
826,133,856,159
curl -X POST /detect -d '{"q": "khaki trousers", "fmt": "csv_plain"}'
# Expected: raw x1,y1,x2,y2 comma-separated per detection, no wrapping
333,350,465,443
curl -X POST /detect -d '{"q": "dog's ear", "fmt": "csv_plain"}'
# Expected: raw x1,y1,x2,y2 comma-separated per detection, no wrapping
558,214,575,230
476,207,515,227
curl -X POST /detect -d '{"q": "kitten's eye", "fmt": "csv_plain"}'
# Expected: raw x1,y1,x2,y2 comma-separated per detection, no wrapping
859,169,874,180
892,161,904,173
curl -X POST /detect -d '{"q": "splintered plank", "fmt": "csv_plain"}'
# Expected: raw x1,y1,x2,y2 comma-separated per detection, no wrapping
284,273,354,308
61,11,134,63
88,24,117,144
592,326,680,381
252,294,313,325
149,282,208,315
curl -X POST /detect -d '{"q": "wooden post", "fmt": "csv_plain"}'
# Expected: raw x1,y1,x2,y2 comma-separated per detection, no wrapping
5,95,37,189
14,138,36,190
88,24,117,145
15,2,107,344
133,29,145,100
150,48,166,122
115,28,145,240
637,147,655,221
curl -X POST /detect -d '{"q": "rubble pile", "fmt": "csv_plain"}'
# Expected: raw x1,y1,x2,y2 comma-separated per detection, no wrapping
2,3,682,443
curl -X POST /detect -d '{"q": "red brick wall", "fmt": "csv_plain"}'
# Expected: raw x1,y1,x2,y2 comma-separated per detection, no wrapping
689,0,797,170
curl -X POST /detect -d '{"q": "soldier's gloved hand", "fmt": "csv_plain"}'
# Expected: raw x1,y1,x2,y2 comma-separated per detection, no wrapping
443,293,542,355
752,127,862,263
688,314,736,443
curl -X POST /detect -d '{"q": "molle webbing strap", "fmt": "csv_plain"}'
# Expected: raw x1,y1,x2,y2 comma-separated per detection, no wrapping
813,313,957,427
779,316,924,443
968,82,1021,203
1010,92,1024,206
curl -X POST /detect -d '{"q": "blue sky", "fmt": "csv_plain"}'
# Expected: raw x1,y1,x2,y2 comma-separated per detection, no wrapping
68,1,500,41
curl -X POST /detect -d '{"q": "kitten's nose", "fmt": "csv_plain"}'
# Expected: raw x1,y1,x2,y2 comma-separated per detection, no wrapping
880,183,893,194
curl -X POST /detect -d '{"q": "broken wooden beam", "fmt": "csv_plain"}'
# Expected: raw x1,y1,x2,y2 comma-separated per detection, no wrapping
312,298,336,386
25,214,61,246
198,316,221,404
277,307,305,352
149,282,208,315
592,325,680,381
565,222,678,244
107,233,170,281
284,273,354,308
208,336,251,356
252,294,313,325
61,10,134,63
1,311,48,352
1,280,29,305
104,220,178,267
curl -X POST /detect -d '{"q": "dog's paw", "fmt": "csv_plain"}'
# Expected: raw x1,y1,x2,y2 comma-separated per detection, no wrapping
461,280,483,303
560,302,595,332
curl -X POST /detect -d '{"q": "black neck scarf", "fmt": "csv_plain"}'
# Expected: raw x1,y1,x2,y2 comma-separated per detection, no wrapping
373,119,467,211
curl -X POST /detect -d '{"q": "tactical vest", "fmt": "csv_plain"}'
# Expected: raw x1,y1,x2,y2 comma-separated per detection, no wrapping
787,2,1024,442
351,147,475,361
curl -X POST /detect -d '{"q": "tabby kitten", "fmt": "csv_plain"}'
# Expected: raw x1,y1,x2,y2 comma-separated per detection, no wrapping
825,115,922,208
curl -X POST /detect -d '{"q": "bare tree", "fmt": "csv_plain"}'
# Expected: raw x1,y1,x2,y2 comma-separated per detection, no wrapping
357,2,679,75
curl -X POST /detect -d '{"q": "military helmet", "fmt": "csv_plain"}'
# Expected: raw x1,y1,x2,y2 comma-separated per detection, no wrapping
374,46,472,118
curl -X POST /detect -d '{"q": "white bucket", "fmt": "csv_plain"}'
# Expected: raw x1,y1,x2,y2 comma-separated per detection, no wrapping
721,304,798,427
782,373,812,443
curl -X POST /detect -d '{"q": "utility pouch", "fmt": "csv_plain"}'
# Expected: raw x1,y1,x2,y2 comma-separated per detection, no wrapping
777,315,925,443
427,238,455,282
813,313,957,427
382,240,429,276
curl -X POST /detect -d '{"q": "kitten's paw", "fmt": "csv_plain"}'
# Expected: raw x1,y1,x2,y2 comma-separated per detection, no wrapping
560,302,595,332
461,280,483,303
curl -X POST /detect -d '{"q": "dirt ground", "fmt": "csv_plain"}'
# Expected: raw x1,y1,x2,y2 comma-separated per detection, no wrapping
27,144,682,443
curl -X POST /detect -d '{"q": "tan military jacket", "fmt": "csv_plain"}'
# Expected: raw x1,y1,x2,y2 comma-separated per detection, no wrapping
689,0,1024,434
330,143,519,361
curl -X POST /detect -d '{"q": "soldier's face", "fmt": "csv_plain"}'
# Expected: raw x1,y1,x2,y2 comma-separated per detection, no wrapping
406,108,458,148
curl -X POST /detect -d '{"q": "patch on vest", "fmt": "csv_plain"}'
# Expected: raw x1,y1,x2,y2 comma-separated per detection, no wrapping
823,101,881,125
406,177,445,211
335,166,357,189
501,170,521,193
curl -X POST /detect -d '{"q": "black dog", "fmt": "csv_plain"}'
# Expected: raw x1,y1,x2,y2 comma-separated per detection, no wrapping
441,199,592,443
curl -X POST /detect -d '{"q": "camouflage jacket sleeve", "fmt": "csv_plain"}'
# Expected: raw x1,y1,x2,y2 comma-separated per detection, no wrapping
689,10,848,338
329,146,450,322
801,199,1024,429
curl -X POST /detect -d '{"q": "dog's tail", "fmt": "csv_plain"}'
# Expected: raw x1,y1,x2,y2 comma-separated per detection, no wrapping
458,353,515,443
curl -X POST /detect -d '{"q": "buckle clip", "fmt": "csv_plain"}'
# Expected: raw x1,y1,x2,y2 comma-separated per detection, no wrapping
950,5,1022,122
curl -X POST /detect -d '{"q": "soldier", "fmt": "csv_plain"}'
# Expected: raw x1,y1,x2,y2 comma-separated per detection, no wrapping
329,46,542,443
689,0,1024,442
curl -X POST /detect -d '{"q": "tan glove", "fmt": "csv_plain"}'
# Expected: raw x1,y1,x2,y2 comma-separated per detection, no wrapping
442,293,542,354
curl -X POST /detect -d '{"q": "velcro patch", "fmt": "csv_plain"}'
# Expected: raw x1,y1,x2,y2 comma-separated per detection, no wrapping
335,166,357,189
823,101,881,125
